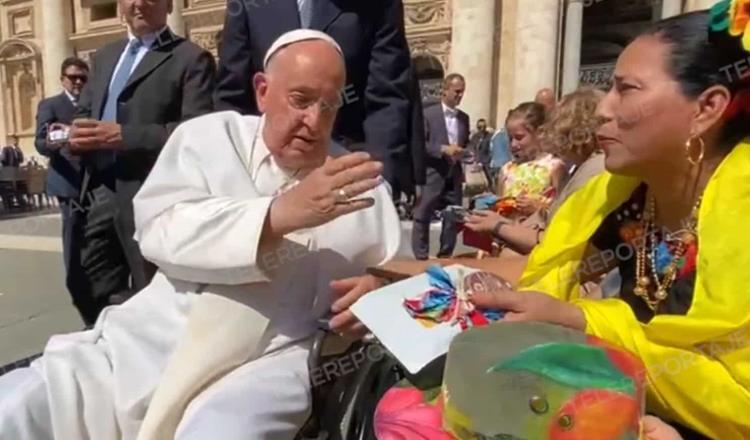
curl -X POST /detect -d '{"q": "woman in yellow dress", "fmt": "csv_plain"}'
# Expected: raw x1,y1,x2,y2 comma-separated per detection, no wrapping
470,7,750,439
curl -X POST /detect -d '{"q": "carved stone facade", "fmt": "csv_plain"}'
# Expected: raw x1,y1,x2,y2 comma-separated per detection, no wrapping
0,0,714,156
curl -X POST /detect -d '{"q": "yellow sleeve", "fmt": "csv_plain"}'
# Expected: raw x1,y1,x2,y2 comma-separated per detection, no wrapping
572,298,750,440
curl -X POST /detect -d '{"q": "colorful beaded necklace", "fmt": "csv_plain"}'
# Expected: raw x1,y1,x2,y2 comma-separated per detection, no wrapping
633,194,701,311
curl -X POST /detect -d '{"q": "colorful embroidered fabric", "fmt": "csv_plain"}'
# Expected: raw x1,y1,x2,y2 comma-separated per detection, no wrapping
616,214,699,285
403,266,505,330
653,232,699,281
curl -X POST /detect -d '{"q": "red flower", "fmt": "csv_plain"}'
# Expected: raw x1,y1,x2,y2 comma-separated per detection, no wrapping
374,387,455,440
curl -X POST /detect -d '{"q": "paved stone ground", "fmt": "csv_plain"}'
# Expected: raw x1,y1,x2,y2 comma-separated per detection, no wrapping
0,210,469,367
0,212,81,366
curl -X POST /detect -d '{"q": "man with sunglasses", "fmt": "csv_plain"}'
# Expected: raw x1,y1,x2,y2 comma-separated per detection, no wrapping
34,57,91,322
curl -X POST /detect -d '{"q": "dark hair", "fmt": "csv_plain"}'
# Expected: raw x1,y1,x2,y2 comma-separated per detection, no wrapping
506,102,547,132
443,73,465,88
644,11,750,146
60,57,89,76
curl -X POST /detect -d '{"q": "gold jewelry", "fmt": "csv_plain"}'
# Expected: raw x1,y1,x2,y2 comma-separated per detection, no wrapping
633,194,701,312
685,136,705,166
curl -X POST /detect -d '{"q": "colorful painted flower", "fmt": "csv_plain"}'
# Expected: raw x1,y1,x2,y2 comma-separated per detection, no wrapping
374,387,455,440
403,266,505,330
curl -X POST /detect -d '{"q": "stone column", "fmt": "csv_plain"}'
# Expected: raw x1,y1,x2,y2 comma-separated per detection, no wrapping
450,0,497,122
168,0,186,37
0,67,7,143
685,0,715,11
513,0,561,103
661,0,683,18
39,0,74,98
562,0,583,94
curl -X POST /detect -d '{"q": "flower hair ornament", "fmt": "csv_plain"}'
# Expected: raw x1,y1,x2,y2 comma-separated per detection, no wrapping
711,0,750,119
711,0,750,49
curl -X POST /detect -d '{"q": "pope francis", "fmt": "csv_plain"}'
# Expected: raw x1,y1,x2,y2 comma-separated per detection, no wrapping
0,30,401,440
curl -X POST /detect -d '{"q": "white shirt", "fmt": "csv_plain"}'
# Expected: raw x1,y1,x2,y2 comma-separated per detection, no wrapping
63,89,78,106
297,0,314,28
442,102,459,145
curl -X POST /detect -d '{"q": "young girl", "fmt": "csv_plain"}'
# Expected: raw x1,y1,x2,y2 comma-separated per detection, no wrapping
495,102,566,219
467,88,606,255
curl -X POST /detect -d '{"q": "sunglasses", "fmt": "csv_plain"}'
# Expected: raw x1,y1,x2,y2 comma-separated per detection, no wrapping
64,74,88,83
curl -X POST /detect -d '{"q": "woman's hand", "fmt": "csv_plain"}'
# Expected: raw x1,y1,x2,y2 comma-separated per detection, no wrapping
642,416,684,440
465,210,506,234
270,153,383,235
515,195,542,216
470,288,587,331
329,275,385,338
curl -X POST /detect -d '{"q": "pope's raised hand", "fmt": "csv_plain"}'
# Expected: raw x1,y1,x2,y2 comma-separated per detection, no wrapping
269,152,384,235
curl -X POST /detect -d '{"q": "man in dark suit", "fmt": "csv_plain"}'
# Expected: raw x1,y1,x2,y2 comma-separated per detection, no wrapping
214,0,422,193
68,0,215,324
468,118,493,183
35,57,90,321
1,135,24,167
411,73,469,260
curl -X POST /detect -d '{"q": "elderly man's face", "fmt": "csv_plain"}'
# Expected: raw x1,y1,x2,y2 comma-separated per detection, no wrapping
118,0,171,37
255,41,346,170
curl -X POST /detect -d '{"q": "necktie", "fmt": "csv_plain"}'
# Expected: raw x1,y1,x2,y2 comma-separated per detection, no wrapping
83,38,142,191
298,0,314,28
102,38,143,121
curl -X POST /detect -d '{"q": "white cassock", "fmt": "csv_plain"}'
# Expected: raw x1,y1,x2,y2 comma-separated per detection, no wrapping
0,111,401,440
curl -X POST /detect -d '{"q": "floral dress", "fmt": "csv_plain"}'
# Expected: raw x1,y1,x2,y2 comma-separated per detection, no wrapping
500,154,563,205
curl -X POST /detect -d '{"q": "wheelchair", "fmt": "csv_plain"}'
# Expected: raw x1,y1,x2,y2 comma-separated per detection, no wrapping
296,324,403,440
297,317,447,440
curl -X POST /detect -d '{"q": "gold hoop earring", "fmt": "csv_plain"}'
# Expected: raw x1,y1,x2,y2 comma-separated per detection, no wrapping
685,136,705,166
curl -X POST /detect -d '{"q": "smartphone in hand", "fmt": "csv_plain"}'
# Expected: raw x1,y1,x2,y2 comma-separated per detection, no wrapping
47,123,70,146
445,205,472,222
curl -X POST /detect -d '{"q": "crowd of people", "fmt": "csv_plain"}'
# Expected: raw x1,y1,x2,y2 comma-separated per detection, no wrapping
0,0,747,439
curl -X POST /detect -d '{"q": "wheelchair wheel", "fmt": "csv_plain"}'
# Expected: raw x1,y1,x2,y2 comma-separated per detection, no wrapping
0,353,41,377
317,342,404,440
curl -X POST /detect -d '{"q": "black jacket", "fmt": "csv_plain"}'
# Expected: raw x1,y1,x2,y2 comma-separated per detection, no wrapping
214,0,419,187
35,92,81,198
77,28,215,191
76,27,215,240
